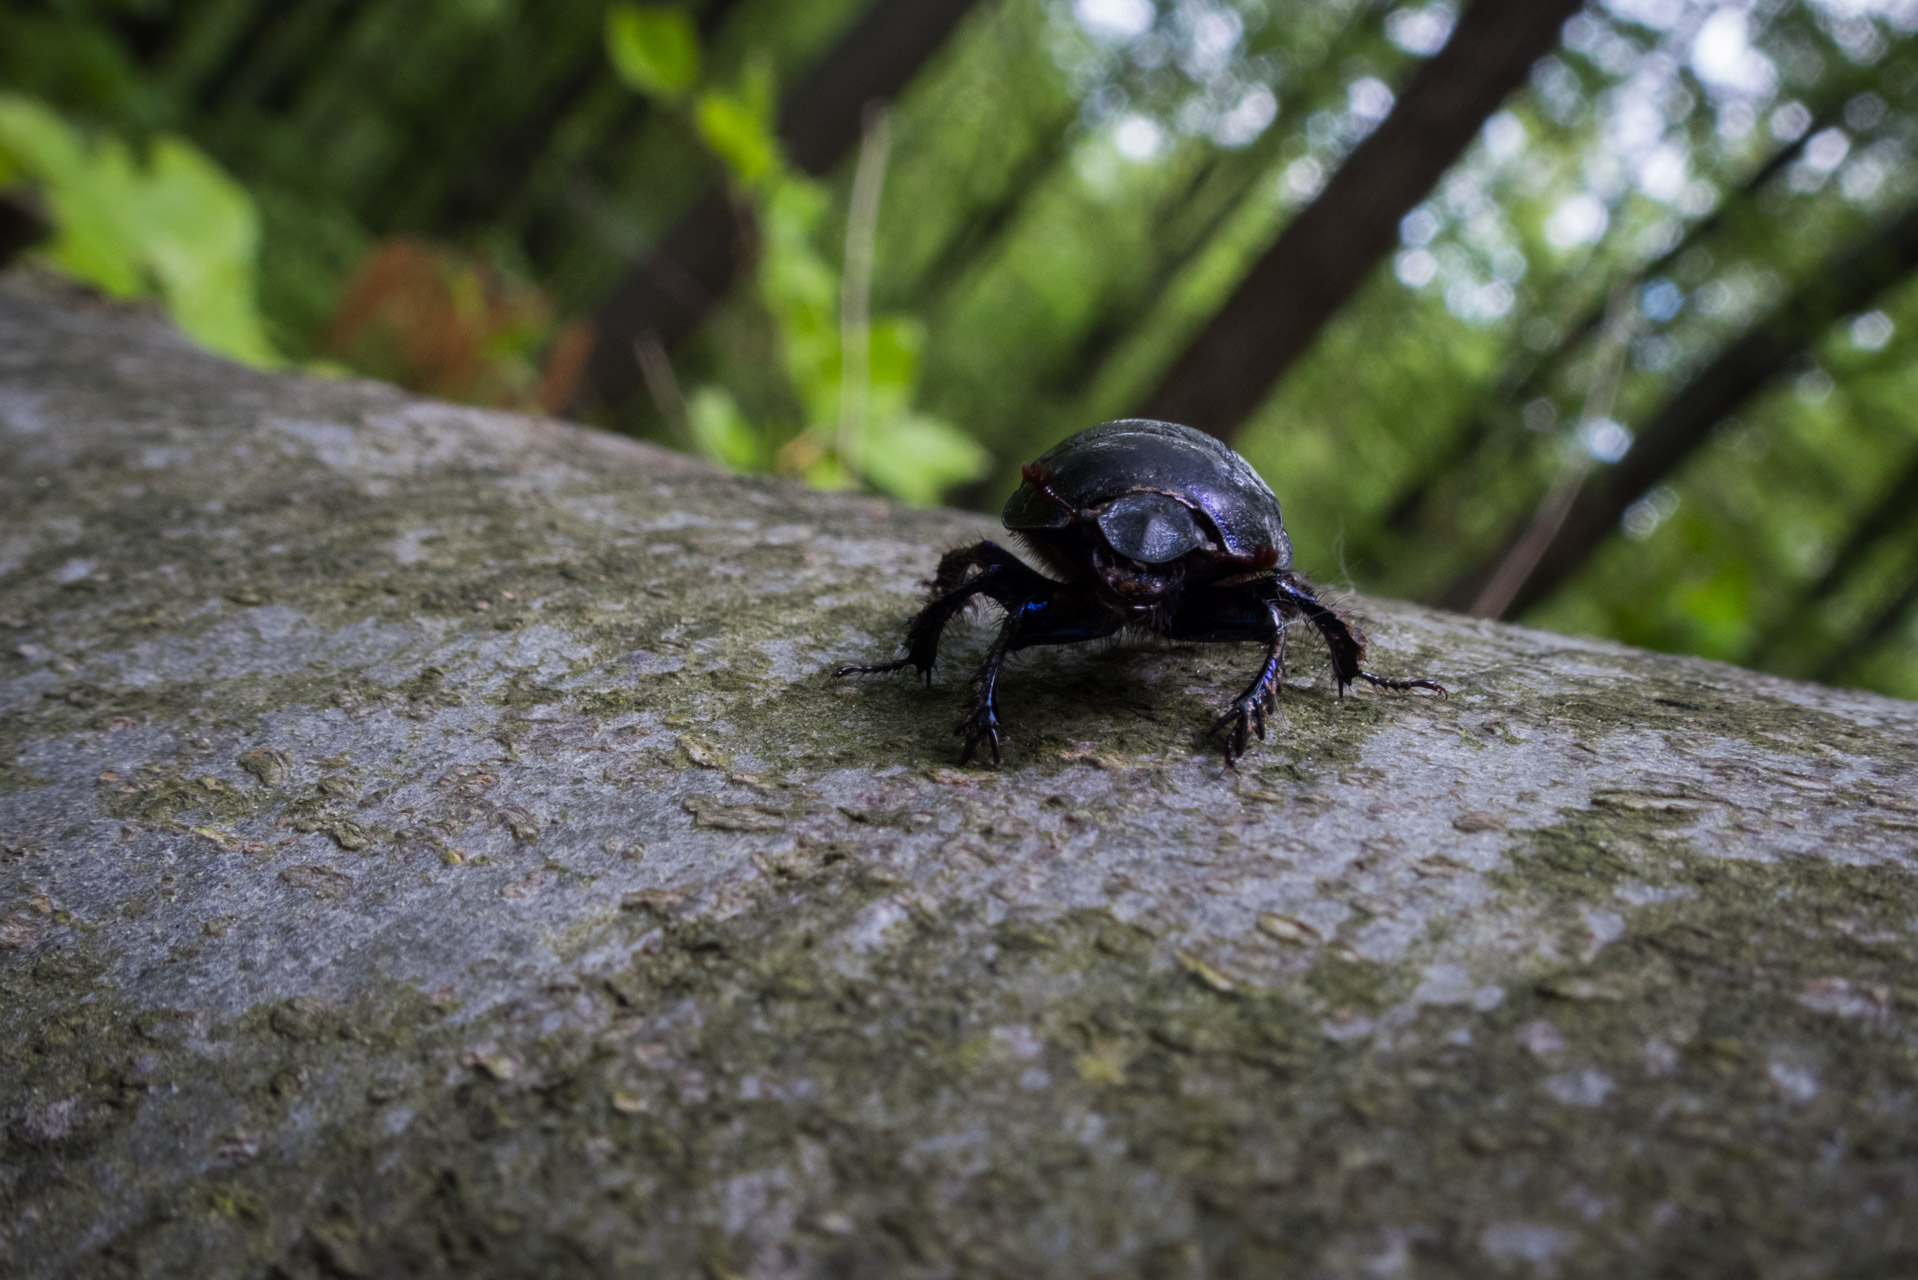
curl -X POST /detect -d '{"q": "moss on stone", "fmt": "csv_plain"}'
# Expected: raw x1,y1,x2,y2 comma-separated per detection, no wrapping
5,284,1918,1277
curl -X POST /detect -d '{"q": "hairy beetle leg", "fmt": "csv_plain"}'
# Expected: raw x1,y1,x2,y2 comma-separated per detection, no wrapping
1273,575,1448,704
830,539,1058,696
832,658,932,687
1352,672,1448,697
1204,604,1287,765
956,623,1016,766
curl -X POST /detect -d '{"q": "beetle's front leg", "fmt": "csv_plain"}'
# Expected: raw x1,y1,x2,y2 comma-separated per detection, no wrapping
957,621,1015,765
955,589,1120,765
1207,608,1290,764
833,540,1048,686
1167,588,1288,763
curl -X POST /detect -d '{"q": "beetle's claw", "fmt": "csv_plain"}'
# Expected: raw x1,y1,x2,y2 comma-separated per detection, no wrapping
957,720,1002,765
1210,699,1263,765
832,658,918,682
1354,672,1449,697
956,696,1004,766
1213,667,1288,764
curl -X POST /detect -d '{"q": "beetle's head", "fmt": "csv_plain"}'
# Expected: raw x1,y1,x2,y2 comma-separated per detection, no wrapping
1087,491,1205,617
1090,544,1182,616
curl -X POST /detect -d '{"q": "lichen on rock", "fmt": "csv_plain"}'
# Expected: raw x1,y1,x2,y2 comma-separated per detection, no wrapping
3,279,1918,1277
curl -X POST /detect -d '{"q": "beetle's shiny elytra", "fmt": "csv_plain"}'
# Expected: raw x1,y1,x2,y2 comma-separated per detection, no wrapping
835,419,1445,765
1004,418,1290,566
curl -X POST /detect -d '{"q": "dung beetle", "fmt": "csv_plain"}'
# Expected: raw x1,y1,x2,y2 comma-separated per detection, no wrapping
835,419,1445,764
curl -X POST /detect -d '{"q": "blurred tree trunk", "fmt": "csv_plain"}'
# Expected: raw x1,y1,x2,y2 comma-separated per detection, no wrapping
193,0,370,115
1748,444,1918,671
1137,0,1582,439
1356,95,1845,577
1815,569,1918,681
1046,6,1396,420
1045,154,1253,397
1448,202,1918,619
435,0,751,236
578,0,987,414
900,112,1077,304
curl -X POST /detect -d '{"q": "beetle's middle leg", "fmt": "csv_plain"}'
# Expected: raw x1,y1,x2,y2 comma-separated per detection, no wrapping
833,540,1052,686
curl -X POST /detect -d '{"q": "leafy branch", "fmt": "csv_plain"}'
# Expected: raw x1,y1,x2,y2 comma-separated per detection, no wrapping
604,2,985,505
0,95,277,367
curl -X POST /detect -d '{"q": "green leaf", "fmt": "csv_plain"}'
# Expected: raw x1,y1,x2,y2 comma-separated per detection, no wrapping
695,88,778,188
135,137,277,366
736,51,777,129
859,414,989,506
753,176,836,407
0,94,142,297
605,3,700,102
686,386,760,471
0,94,277,366
0,94,79,182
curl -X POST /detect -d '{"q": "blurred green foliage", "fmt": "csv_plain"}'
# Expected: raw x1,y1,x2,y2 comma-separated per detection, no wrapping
607,2,986,501
0,92,275,365
0,0,1914,699
606,3,701,102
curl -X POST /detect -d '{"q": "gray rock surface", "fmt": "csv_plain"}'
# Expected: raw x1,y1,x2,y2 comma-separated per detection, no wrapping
3,278,1918,1277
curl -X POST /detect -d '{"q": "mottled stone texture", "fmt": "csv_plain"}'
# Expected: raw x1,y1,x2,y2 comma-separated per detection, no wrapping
3,278,1918,1279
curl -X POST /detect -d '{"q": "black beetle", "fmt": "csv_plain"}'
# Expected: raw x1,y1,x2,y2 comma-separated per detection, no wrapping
835,419,1445,764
